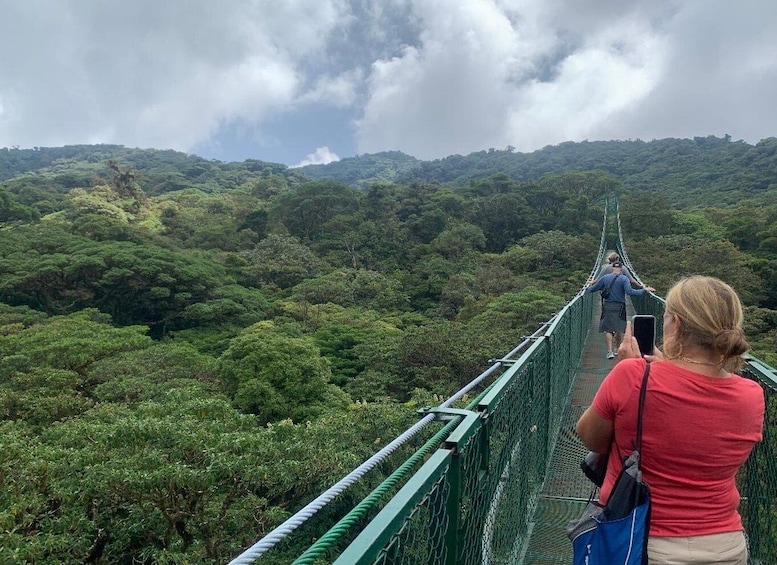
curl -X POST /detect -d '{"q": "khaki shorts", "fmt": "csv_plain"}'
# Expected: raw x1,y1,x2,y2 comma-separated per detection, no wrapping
648,531,747,565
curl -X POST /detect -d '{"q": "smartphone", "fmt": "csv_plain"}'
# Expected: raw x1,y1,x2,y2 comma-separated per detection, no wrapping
632,315,655,356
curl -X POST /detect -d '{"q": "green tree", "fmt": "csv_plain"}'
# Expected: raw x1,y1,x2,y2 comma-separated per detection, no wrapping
0,396,420,563
292,268,409,312
429,222,486,260
237,208,269,240
216,322,349,423
63,185,131,223
619,193,676,239
0,309,152,378
270,180,360,242
240,234,328,289
69,213,135,242
0,225,227,335
469,191,533,252
350,218,411,271
503,230,594,275
0,367,93,427
89,341,219,404
0,186,40,222
313,325,370,386
467,288,566,336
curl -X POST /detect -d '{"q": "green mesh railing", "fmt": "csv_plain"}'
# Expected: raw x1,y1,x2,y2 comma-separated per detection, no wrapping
333,293,595,564
236,196,776,564
739,357,777,564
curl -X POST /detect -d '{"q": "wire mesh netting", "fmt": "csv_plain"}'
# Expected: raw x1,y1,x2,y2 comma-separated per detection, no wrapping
373,470,451,565
233,204,777,563
739,361,777,565
331,291,777,565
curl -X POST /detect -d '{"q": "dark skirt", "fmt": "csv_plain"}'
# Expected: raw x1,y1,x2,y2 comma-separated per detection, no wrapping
599,301,627,334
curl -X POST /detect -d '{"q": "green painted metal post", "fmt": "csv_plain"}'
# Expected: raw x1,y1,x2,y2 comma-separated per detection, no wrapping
443,442,462,565
439,409,482,565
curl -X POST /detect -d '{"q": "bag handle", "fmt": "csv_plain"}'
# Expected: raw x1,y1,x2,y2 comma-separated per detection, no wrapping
634,361,651,453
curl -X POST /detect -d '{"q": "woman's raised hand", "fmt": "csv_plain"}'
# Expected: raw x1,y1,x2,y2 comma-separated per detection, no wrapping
618,321,664,362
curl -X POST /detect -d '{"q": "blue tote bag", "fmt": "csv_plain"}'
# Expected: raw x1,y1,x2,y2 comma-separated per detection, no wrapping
567,363,651,565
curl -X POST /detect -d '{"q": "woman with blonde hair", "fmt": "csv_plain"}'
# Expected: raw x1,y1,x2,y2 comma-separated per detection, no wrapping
576,276,765,564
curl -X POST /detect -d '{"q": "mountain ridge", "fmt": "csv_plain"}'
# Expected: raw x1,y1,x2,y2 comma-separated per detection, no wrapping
3,135,777,208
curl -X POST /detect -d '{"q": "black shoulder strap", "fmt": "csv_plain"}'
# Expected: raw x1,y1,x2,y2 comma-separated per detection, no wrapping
601,273,619,300
635,362,651,452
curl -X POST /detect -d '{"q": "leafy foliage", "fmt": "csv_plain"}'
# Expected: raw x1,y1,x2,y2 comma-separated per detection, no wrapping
240,234,328,289
0,141,775,562
216,322,349,424
0,309,152,377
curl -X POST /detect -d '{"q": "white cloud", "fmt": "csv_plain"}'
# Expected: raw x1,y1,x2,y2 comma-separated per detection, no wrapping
1,0,776,163
354,0,777,159
356,0,532,158
504,17,667,151
595,0,777,143
0,0,350,153
293,146,341,167
355,0,672,158
298,70,363,107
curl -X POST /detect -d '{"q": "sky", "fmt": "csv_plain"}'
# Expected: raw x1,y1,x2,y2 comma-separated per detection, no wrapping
1,0,776,168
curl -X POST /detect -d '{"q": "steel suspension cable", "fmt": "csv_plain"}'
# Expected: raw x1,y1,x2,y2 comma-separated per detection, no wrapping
228,334,545,564
614,198,647,288
290,314,567,563
577,194,609,297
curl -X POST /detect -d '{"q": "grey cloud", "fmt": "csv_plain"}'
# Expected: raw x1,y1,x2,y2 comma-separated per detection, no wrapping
0,0,349,151
1,0,775,164
354,0,777,159
594,0,777,144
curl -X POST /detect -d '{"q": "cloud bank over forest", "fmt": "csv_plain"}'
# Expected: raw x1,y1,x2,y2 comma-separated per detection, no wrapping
1,1,775,165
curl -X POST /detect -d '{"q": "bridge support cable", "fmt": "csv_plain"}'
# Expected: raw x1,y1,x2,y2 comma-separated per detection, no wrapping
227,413,440,565
613,198,642,287
479,202,609,564
228,319,568,564
576,194,610,298
292,413,465,565
591,195,609,281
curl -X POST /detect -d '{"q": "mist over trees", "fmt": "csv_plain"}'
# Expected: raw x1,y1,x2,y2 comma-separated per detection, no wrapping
1,138,776,562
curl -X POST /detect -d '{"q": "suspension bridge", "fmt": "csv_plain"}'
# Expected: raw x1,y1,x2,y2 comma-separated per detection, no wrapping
229,202,777,564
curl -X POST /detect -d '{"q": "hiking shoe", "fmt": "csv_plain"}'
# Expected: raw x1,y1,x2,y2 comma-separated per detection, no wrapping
606,351,615,359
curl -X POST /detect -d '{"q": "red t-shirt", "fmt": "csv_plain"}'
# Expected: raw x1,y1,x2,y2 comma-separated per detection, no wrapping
593,358,764,536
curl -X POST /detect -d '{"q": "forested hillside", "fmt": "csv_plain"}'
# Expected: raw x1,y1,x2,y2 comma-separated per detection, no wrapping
300,136,777,208
1,143,775,563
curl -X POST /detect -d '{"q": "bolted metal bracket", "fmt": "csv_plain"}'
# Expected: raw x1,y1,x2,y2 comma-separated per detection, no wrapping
488,358,517,365
417,406,479,422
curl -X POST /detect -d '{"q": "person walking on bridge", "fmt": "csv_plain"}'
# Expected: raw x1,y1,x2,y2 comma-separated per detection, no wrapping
585,261,654,359
576,276,765,564
597,252,643,289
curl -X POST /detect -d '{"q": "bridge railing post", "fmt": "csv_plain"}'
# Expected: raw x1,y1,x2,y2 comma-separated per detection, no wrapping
440,409,484,565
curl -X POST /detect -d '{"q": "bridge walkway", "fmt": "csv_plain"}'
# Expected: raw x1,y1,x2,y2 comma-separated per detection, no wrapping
521,297,636,564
